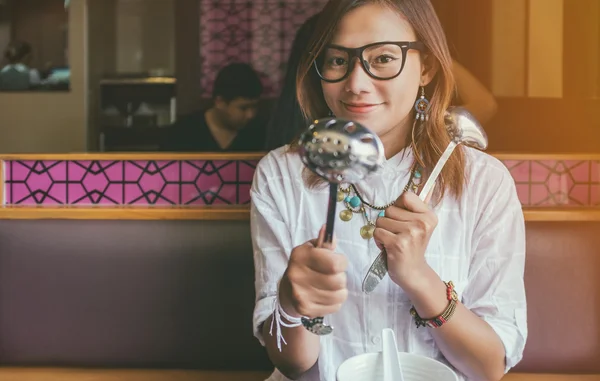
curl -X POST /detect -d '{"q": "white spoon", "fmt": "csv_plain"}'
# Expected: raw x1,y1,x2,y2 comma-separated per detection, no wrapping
382,328,404,381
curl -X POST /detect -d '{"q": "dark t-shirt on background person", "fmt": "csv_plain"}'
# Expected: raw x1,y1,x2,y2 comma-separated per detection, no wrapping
160,110,267,152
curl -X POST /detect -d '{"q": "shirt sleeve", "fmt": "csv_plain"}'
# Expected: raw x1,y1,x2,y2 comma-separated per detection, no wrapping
461,165,528,373
250,156,294,346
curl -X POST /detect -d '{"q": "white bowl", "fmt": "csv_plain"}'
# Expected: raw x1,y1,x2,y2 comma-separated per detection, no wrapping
337,352,458,381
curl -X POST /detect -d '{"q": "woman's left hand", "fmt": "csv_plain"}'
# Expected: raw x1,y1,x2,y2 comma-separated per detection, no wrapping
373,191,437,289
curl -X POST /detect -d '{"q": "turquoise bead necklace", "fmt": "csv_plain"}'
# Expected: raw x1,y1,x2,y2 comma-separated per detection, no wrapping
337,163,422,239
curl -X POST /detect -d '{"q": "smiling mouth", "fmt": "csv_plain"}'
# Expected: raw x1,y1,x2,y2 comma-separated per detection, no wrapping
341,102,382,113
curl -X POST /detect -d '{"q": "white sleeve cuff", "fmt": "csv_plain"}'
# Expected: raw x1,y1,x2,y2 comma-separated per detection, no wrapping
253,295,277,346
482,307,528,373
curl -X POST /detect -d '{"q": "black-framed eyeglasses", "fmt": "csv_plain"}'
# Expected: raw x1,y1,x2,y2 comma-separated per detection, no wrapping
313,41,425,83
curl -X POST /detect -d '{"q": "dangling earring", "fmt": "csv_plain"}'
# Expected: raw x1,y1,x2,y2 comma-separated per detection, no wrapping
414,86,430,122
328,109,335,117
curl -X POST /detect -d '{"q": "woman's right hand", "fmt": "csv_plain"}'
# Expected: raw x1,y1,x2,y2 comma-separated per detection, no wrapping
279,225,348,318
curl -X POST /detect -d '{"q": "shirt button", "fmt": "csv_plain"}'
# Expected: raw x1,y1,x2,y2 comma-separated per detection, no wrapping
371,335,381,345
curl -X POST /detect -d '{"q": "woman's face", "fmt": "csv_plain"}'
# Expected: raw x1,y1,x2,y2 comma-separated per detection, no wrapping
321,3,430,147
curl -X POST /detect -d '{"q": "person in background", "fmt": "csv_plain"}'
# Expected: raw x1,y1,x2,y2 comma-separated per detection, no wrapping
265,12,498,150
161,62,266,152
0,41,41,91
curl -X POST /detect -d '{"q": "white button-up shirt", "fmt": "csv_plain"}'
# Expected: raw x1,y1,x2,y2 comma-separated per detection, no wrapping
251,146,527,381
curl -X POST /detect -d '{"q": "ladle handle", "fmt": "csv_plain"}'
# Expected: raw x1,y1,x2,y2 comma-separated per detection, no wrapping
418,140,457,202
324,182,338,244
301,182,338,336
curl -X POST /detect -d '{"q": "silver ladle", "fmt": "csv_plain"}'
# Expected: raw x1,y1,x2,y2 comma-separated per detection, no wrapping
418,106,488,201
298,117,385,335
361,106,488,294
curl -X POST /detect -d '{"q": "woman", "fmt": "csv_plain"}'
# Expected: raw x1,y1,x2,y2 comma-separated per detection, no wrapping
251,1,527,380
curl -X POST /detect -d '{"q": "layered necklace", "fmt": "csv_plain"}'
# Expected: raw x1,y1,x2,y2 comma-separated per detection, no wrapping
337,163,422,239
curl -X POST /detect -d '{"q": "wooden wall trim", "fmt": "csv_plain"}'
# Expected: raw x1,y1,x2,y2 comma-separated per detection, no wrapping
0,206,250,220
0,153,266,161
492,153,600,161
0,206,598,222
0,152,599,161
523,208,600,221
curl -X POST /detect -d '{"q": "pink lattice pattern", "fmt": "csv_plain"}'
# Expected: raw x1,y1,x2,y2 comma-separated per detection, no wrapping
3,160,257,206
199,0,328,97
3,159,599,207
504,160,600,206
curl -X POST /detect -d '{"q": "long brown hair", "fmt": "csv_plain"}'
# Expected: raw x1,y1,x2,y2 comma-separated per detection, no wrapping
294,0,466,201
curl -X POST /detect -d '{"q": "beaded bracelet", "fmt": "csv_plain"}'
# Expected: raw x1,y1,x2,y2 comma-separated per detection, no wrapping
410,280,458,328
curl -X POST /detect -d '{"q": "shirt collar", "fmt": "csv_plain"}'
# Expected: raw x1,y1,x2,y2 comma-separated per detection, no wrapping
380,145,415,174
